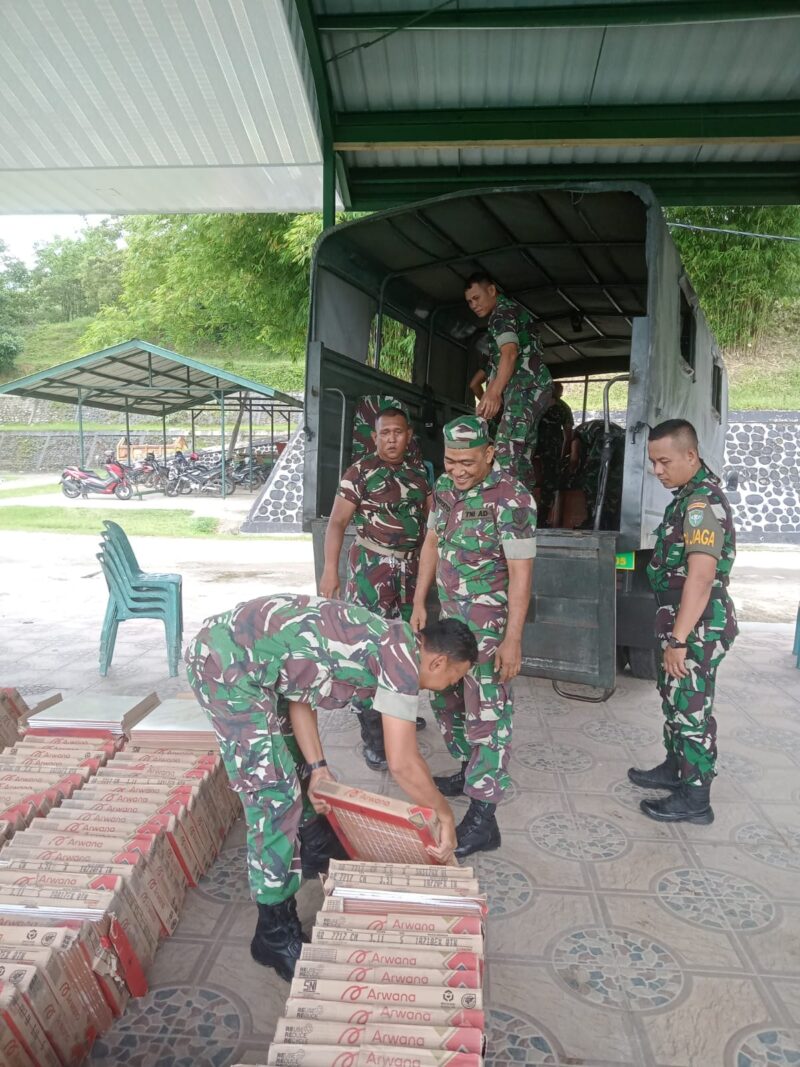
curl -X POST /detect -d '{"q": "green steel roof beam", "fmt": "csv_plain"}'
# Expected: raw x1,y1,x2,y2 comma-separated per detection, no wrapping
318,2,800,31
335,102,800,149
293,0,351,212
345,162,800,208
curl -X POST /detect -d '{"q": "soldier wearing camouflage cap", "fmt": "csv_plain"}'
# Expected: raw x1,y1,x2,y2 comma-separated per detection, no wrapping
320,400,431,770
186,593,477,981
628,420,738,824
465,273,553,492
411,415,537,857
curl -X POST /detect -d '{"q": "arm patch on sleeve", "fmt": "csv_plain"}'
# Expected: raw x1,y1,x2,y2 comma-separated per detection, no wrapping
683,498,724,559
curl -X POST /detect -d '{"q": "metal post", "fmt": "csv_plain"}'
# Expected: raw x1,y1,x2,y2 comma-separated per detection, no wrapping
322,139,336,230
191,411,197,453
77,388,85,468
582,375,589,423
220,392,226,500
124,405,131,463
161,412,167,464
248,400,254,490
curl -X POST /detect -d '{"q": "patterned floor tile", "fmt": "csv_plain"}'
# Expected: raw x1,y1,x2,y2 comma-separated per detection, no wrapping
654,868,778,932
527,811,629,861
730,1027,800,1066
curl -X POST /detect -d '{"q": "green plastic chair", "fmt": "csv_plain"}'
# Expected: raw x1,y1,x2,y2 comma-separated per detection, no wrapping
102,521,182,586
100,533,183,632
96,527,183,678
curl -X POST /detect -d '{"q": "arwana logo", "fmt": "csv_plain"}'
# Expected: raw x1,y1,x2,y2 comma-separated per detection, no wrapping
332,1053,358,1067
348,1009,370,1024
343,983,369,1001
338,1028,362,1046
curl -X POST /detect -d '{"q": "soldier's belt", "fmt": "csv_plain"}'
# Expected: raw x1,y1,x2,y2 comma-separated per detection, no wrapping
654,587,728,620
355,535,417,561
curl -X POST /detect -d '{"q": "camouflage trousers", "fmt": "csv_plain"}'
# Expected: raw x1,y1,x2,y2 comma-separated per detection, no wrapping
346,542,418,751
345,542,418,623
655,608,734,786
185,637,315,905
494,379,553,493
430,600,513,804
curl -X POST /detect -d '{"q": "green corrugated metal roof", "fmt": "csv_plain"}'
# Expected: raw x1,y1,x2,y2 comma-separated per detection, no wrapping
297,1,800,206
0,341,303,418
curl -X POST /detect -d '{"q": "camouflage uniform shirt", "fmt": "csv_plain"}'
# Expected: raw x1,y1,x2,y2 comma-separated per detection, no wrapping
429,468,538,611
338,457,429,552
487,293,552,391
647,464,738,642
190,594,421,724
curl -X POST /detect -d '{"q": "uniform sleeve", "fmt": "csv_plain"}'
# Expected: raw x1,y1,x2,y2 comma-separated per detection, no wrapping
372,622,420,723
427,479,448,531
489,304,520,350
497,486,538,560
683,493,725,560
337,462,363,507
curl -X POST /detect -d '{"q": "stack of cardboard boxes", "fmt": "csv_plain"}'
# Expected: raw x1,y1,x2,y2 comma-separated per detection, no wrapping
236,859,488,1067
0,696,241,1066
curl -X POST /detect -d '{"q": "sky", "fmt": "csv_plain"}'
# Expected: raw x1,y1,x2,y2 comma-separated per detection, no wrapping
0,214,108,266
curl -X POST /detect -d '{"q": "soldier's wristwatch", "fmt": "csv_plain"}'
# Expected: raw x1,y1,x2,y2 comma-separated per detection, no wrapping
667,635,688,649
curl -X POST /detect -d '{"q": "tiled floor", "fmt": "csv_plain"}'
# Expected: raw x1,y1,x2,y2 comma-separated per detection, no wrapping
2,603,799,1064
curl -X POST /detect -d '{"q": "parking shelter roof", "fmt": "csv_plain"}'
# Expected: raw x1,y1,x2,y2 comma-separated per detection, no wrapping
0,340,303,419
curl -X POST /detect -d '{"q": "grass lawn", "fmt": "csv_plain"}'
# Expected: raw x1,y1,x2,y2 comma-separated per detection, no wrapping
0,506,221,537
0,483,61,500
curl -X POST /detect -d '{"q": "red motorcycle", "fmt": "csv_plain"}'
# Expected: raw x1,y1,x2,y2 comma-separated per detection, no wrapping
61,453,133,501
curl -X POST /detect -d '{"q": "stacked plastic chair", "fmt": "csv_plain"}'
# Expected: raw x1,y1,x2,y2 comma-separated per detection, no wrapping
97,521,183,677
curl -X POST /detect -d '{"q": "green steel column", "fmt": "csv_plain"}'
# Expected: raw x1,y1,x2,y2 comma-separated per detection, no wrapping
220,392,226,501
77,388,85,468
162,412,167,464
323,141,336,230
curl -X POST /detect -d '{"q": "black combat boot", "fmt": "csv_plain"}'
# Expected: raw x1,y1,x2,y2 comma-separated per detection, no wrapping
250,897,309,980
433,761,468,798
640,782,714,825
627,750,680,791
357,709,388,771
454,798,501,859
299,816,349,878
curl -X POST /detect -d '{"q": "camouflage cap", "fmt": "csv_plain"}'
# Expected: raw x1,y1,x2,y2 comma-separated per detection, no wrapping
376,396,411,422
443,415,492,449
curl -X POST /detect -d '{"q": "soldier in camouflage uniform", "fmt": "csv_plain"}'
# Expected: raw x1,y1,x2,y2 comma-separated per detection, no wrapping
534,382,573,526
412,416,537,858
185,594,477,980
565,419,625,529
628,420,738,825
320,402,431,769
465,272,553,492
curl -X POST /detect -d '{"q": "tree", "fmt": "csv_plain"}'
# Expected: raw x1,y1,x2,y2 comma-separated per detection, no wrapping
667,206,800,349
0,239,28,372
82,213,324,358
28,219,123,322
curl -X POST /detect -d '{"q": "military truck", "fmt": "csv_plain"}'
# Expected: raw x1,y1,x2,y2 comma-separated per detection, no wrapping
303,184,728,698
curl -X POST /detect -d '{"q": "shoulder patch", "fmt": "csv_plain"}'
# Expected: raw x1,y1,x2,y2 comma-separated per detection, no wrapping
688,507,705,528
